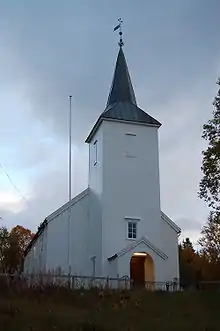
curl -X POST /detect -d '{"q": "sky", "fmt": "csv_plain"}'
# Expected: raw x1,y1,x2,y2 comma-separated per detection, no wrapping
0,0,220,246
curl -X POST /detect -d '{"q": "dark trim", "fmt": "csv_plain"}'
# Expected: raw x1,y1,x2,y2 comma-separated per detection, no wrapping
24,219,47,257
85,116,102,143
108,254,118,261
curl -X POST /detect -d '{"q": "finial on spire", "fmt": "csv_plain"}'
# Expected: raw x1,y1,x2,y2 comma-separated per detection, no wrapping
114,18,124,47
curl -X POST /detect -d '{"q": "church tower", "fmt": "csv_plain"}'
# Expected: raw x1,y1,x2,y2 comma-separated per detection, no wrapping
86,28,162,276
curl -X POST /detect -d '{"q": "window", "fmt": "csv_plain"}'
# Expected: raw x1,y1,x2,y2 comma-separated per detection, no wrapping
125,133,137,158
128,221,137,239
93,140,98,165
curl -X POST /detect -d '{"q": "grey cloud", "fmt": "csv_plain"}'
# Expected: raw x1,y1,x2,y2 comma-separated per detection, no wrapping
0,143,89,232
2,0,220,143
1,168,72,231
176,218,202,232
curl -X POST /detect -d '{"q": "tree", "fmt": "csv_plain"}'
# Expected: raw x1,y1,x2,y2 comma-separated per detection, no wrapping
179,238,198,288
182,237,195,252
0,227,10,272
0,225,34,273
199,79,220,216
9,225,35,272
10,225,34,254
198,212,220,264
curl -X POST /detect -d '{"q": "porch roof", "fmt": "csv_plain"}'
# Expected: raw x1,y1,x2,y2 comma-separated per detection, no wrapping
107,236,168,261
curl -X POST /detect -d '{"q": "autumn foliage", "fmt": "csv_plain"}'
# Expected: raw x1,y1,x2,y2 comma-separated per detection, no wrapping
179,237,220,288
0,225,34,273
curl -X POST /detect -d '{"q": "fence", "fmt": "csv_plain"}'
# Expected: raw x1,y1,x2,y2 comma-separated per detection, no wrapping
1,273,220,292
0,273,181,292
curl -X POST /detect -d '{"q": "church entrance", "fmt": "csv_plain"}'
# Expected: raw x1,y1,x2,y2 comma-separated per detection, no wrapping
130,252,154,288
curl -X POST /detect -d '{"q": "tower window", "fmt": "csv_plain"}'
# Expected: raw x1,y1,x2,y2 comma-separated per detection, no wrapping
127,221,137,239
125,133,137,158
93,140,98,165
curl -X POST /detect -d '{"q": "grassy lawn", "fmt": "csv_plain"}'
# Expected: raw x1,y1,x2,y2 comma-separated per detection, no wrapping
0,288,220,330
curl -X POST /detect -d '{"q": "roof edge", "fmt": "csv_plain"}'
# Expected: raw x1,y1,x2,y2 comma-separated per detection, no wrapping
108,236,168,261
85,111,161,144
24,188,89,257
85,116,103,143
161,211,181,234
46,188,89,223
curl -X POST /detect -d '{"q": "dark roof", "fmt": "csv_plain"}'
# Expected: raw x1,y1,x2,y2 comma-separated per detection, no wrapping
104,102,161,125
85,102,161,143
85,46,161,143
106,47,137,107
24,219,47,257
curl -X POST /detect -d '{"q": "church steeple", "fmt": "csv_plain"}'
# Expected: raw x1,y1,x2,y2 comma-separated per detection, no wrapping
106,47,137,109
85,23,161,144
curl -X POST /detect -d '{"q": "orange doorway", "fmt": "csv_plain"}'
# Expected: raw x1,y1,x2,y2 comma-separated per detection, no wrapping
130,252,154,288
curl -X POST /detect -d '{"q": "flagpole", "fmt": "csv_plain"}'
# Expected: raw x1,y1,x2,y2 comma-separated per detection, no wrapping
67,95,72,277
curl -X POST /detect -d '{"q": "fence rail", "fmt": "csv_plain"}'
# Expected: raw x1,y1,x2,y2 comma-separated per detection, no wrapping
1,273,220,292
0,273,182,291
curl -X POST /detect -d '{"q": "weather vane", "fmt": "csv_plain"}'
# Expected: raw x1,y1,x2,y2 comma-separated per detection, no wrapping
114,18,124,47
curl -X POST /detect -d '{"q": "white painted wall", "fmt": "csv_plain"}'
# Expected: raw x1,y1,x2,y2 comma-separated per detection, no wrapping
88,125,104,276
99,119,162,273
88,118,179,281
45,190,91,275
160,216,180,280
24,190,95,276
23,228,47,274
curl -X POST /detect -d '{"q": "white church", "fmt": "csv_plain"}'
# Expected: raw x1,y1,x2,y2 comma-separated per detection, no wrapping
24,34,181,286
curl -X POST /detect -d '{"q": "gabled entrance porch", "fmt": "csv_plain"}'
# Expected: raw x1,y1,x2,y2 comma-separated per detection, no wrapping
130,252,154,287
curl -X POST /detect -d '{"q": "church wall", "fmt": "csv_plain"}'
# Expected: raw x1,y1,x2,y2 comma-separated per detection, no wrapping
45,192,91,275
87,125,104,276
159,217,180,281
23,228,47,274
101,120,162,269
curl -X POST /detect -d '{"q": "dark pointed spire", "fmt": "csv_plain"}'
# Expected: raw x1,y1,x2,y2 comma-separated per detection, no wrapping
106,47,137,108
85,23,161,144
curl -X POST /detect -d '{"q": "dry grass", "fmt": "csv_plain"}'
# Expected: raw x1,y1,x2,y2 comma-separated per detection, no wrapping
0,284,220,331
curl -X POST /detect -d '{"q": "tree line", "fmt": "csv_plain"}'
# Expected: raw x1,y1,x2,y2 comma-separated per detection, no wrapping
180,78,220,288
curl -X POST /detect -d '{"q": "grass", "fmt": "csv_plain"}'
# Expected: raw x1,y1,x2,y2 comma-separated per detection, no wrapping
0,284,220,330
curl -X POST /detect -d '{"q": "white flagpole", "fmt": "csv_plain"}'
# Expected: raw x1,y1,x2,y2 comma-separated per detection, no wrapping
67,95,72,277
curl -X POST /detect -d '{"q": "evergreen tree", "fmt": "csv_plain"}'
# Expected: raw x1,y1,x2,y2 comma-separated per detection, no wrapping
182,237,195,252
179,238,198,288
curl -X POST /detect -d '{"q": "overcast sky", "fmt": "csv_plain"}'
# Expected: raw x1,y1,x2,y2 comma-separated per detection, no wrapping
0,0,220,245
